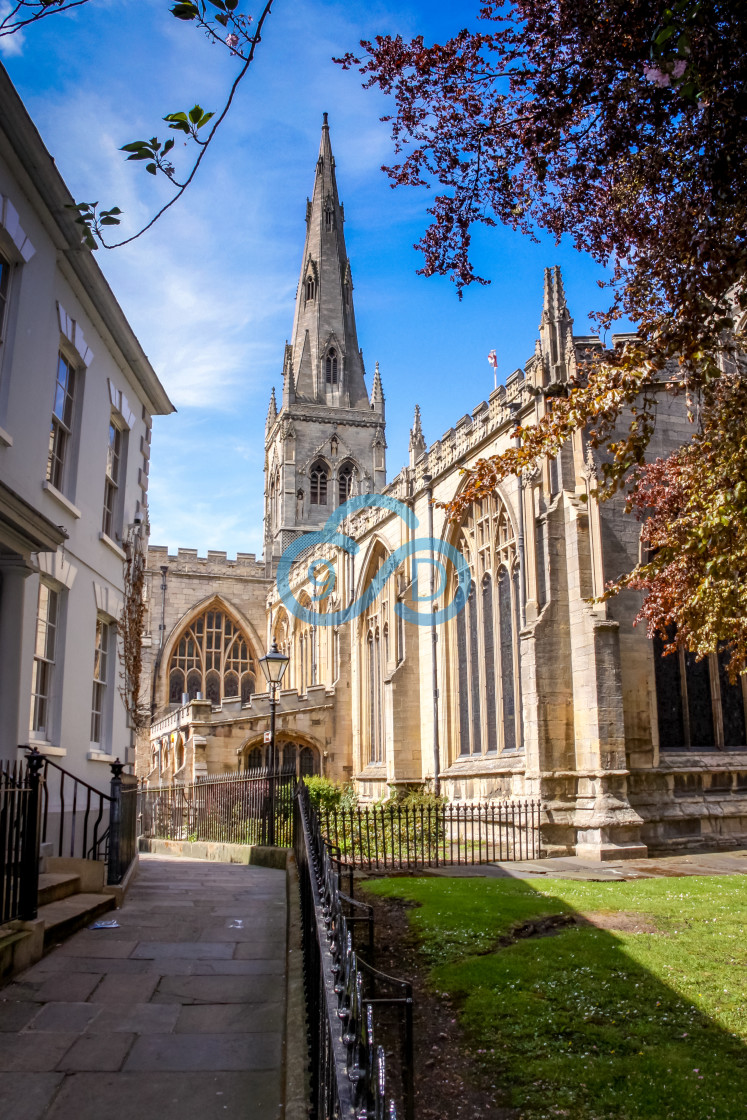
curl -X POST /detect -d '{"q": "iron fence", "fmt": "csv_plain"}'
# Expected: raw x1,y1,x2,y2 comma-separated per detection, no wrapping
296,782,414,1120
320,798,541,870
139,768,297,847
1,759,35,924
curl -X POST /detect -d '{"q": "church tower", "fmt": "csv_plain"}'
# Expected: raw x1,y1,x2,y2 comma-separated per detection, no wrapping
264,115,387,565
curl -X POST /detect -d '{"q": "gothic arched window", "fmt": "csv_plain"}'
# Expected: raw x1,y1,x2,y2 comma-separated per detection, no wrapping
361,548,388,765
451,496,522,757
299,746,319,777
338,461,354,505
310,461,328,505
168,605,258,706
325,348,338,385
305,276,315,302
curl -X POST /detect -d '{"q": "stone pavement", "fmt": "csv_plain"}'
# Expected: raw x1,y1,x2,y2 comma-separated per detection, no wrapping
0,854,287,1120
427,847,747,881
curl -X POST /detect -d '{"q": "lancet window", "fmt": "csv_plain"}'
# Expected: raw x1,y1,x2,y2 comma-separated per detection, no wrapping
361,548,388,766
338,461,354,505
452,496,522,757
310,460,328,505
305,275,315,302
325,348,338,385
168,606,257,706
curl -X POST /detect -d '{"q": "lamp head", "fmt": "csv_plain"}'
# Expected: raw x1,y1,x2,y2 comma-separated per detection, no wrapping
259,639,290,686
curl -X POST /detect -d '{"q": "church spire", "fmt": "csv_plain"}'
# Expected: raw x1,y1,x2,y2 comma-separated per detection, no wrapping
409,403,426,468
370,361,384,415
288,114,369,408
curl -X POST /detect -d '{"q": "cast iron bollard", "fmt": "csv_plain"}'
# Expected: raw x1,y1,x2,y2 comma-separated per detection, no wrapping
19,746,45,921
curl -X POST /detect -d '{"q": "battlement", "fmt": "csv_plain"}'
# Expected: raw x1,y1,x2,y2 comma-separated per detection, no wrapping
147,544,267,576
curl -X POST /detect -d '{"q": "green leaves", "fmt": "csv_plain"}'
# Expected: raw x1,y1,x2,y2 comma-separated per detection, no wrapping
65,202,122,250
163,105,214,134
120,135,178,178
170,2,199,20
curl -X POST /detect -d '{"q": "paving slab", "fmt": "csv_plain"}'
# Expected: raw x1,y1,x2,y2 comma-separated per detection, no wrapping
28,1002,102,1034
130,941,235,960
153,974,280,1005
56,1032,135,1072
0,1073,64,1120
44,1071,283,1120
175,1002,284,1034
123,1031,282,1071
1,853,287,1119
91,1002,181,1034
88,973,160,1004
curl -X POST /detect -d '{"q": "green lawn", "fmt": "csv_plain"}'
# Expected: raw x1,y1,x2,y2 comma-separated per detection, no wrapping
362,874,747,1120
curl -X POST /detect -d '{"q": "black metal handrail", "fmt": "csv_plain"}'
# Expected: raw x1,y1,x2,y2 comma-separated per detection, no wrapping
296,782,414,1120
38,752,112,862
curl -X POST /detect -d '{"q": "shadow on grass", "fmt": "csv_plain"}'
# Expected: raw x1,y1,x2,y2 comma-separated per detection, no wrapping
362,873,747,1120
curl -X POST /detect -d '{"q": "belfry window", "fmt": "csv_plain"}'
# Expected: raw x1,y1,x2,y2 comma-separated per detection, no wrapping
325,349,338,385
338,461,354,505
168,605,257,706
452,496,522,757
310,461,328,505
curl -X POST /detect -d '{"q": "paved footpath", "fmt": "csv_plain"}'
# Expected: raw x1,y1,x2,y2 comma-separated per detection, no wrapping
0,854,287,1120
428,847,747,881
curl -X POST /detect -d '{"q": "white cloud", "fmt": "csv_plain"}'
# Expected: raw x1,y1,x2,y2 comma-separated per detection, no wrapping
0,3,25,57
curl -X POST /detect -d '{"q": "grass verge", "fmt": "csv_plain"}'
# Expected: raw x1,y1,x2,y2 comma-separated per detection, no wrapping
361,874,747,1119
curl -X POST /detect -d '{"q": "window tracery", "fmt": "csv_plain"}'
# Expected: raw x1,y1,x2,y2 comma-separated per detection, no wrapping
338,460,354,505
168,605,257,706
452,495,522,757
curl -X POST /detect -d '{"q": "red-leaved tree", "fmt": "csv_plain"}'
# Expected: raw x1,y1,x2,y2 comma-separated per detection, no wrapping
339,0,747,671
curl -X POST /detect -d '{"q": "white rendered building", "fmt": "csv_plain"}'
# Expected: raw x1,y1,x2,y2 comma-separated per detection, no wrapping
0,64,173,780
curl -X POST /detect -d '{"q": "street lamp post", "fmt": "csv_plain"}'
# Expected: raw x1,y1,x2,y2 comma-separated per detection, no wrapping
258,639,290,846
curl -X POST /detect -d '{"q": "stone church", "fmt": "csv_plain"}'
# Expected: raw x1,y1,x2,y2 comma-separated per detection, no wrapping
137,117,747,859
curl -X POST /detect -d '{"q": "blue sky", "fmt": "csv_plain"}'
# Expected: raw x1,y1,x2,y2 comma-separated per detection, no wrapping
3,0,616,557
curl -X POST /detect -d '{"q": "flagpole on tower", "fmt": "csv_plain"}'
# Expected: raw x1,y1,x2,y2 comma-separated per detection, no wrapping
487,349,498,390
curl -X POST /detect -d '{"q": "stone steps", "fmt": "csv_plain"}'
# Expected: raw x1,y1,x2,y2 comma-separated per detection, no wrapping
37,871,81,906
39,891,116,948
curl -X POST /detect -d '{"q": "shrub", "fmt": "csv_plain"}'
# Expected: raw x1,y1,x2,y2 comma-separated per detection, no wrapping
304,774,359,812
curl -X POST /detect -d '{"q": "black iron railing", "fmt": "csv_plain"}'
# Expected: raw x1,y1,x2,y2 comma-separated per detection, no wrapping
1,750,139,920
296,782,414,1120
1,757,39,924
320,799,541,870
39,753,111,863
108,766,139,886
139,768,297,847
